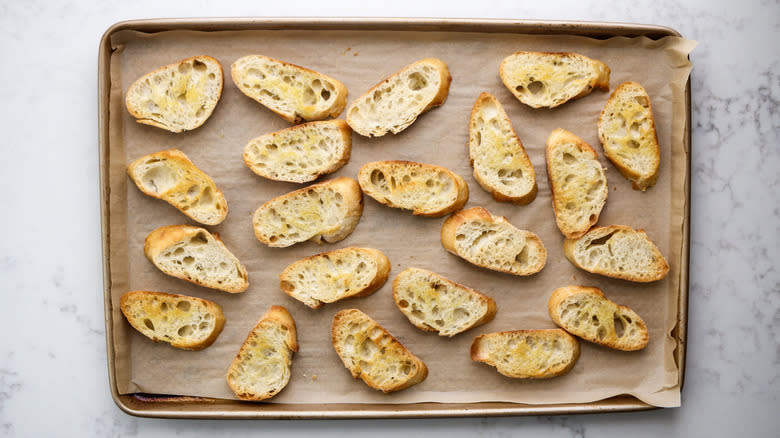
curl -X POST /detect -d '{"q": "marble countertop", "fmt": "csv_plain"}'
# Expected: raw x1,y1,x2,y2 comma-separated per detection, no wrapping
0,0,777,436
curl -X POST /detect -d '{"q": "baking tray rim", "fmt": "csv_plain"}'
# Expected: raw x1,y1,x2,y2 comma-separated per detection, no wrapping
98,16,689,419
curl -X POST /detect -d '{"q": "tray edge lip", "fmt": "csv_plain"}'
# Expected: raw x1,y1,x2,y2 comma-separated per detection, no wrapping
98,16,687,419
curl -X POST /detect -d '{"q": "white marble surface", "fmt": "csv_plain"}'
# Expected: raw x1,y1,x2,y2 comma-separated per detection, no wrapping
0,0,777,436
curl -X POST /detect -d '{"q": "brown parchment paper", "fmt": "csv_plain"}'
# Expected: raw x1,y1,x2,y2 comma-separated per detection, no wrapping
107,27,696,408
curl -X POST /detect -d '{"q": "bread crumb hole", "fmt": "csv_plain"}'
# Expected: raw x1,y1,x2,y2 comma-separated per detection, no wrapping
515,246,529,265
634,95,649,107
190,232,208,245
455,234,465,241
280,280,294,291
407,72,427,90
398,300,409,308
182,256,194,266
527,81,544,94
144,319,154,330
627,139,640,149
160,302,169,312
597,326,607,340
562,153,576,164
192,60,206,71
613,313,625,338
176,301,191,311
320,89,331,100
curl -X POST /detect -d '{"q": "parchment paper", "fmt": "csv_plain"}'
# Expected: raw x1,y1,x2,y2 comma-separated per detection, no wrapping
108,27,696,408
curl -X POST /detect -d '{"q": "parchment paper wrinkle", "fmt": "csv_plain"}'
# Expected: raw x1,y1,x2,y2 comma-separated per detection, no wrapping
108,29,694,408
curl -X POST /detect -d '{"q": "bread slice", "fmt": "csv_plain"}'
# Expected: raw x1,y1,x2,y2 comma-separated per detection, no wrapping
346,58,451,137
279,247,390,309
120,290,225,350
392,267,497,337
331,309,428,393
598,81,661,191
441,207,546,276
548,286,649,351
252,177,363,248
243,120,352,183
357,161,469,217
470,329,580,378
468,92,537,204
563,225,669,282
226,306,298,401
231,55,347,124
545,128,608,239
125,55,223,133
499,51,609,109
144,225,249,293
127,149,228,225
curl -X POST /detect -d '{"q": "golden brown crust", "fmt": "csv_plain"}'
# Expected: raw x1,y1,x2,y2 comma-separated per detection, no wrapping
252,177,364,247
440,206,546,276
242,120,352,183
144,225,249,293
331,309,428,393
470,329,580,379
125,55,224,132
279,247,390,309
545,128,608,239
346,58,451,137
120,290,226,350
547,286,649,351
227,306,298,400
499,51,609,109
127,148,228,225
231,55,347,124
563,225,669,282
357,160,469,217
598,81,661,191
468,92,538,205
392,267,497,336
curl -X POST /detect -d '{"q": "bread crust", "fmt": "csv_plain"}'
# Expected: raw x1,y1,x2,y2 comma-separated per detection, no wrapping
120,290,226,350
392,267,497,336
125,55,224,132
346,58,451,137
548,286,649,351
440,206,546,276
231,55,348,123
563,225,669,282
144,224,249,293
499,51,609,109
468,92,538,204
545,128,608,239
127,148,228,225
598,81,661,191
357,160,469,217
243,120,352,183
470,329,580,379
279,247,391,309
331,309,428,393
252,177,364,247
227,306,298,400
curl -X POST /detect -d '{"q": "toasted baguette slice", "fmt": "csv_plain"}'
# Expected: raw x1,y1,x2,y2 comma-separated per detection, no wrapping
243,120,352,183
346,58,451,137
358,161,469,217
393,267,497,337
231,55,347,123
563,225,669,282
144,225,249,293
127,149,228,225
280,247,390,309
548,286,649,351
120,291,225,350
598,82,661,191
470,329,580,378
499,51,609,109
441,207,546,276
468,92,537,204
252,177,363,248
331,309,428,393
227,306,298,401
546,128,608,239
125,55,223,133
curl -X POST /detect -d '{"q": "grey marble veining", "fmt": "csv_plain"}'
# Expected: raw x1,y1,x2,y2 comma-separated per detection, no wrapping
0,0,778,436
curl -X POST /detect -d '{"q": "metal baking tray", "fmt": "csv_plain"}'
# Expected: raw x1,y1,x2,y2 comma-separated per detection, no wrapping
99,17,690,418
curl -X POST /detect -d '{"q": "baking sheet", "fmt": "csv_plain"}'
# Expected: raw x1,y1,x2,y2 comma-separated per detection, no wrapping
105,25,695,409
